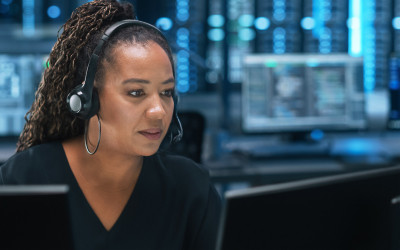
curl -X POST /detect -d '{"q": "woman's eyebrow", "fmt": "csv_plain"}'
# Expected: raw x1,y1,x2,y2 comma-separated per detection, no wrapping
162,77,175,85
122,78,149,84
122,77,175,85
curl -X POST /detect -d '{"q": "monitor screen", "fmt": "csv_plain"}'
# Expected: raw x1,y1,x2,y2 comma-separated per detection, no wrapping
0,54,47,137
217,166,400,250
0,185,73,250
241,54,365,133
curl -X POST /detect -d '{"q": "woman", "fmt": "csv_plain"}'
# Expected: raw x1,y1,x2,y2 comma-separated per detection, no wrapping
0,0,221,249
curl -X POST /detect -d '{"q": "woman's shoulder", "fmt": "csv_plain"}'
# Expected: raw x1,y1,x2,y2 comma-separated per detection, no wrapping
0,141,63,184
3,141,62,165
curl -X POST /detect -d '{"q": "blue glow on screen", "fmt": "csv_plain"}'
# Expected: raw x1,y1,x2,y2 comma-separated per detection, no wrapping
341,139,376,156
306,60,320,67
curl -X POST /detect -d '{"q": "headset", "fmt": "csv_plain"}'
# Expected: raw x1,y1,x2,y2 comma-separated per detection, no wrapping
66,19,182,142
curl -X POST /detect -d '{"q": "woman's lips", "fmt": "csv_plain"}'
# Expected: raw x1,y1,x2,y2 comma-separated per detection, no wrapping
139,129,162,140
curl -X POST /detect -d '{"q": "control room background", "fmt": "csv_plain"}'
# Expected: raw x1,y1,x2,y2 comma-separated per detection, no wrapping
1,0,400,188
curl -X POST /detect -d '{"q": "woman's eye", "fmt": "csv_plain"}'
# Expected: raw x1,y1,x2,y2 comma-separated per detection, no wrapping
161,89,174,97
129,90,144,97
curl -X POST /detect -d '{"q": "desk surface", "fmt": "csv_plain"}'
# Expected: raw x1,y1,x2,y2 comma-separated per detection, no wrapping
205,132,400,185
2,133,400,185
206,155,398,184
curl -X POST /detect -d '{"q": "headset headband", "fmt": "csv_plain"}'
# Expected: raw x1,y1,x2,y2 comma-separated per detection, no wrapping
82,19,168,100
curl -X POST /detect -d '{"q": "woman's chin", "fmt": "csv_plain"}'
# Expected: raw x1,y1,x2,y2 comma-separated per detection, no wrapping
136,145,161,157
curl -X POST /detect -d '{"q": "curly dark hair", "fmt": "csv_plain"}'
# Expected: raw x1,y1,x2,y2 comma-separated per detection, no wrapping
17,0,175,152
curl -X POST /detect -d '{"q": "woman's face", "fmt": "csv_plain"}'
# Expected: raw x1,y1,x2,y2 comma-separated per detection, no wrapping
95,41,175,157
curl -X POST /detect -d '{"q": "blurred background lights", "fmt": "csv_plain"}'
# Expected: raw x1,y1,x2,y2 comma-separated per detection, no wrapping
208,28,225,42
347,17,360,29
393,17,400,30
238,14,254,27
177,11,189,22
177,81,189,93
0,4,10,14
47,5,60,19
207,14,224,27
273,0,286,22
238,28,255,41
1,0,12,10
310,129,324,141
176,0,189,22
301,17,315,30
176,27,189,47
1,0,13,5
254,17,270,30
177,49,189,58
156,17,173,31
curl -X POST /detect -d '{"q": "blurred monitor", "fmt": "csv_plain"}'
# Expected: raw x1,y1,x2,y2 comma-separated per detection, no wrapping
241,54,365,134
217,165,400,250
0,54,47,137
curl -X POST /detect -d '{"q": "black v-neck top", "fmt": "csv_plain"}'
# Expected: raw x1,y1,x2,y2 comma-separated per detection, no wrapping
0,141,221,250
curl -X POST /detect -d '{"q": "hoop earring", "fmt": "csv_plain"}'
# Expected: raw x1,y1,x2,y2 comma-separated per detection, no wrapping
84,114,101,155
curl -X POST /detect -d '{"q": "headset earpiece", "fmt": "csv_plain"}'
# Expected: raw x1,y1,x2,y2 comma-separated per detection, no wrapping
67,82,100,120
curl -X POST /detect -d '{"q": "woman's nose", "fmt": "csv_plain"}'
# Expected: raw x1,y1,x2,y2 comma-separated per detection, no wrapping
146,95,166,119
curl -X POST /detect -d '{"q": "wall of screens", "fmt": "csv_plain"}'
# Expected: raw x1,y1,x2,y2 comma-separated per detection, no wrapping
1,0,400,137
0,54,47,136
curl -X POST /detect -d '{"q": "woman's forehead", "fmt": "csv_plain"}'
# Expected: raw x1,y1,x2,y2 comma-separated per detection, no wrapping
107,42,170,65
103,43,174,79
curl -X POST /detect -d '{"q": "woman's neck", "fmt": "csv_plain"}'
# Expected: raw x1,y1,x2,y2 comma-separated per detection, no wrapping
63,136,143,191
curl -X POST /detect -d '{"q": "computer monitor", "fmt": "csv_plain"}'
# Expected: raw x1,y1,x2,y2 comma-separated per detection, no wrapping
0,54,47,137
0,185,74,250
217,165,400,250
241,54,365,134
